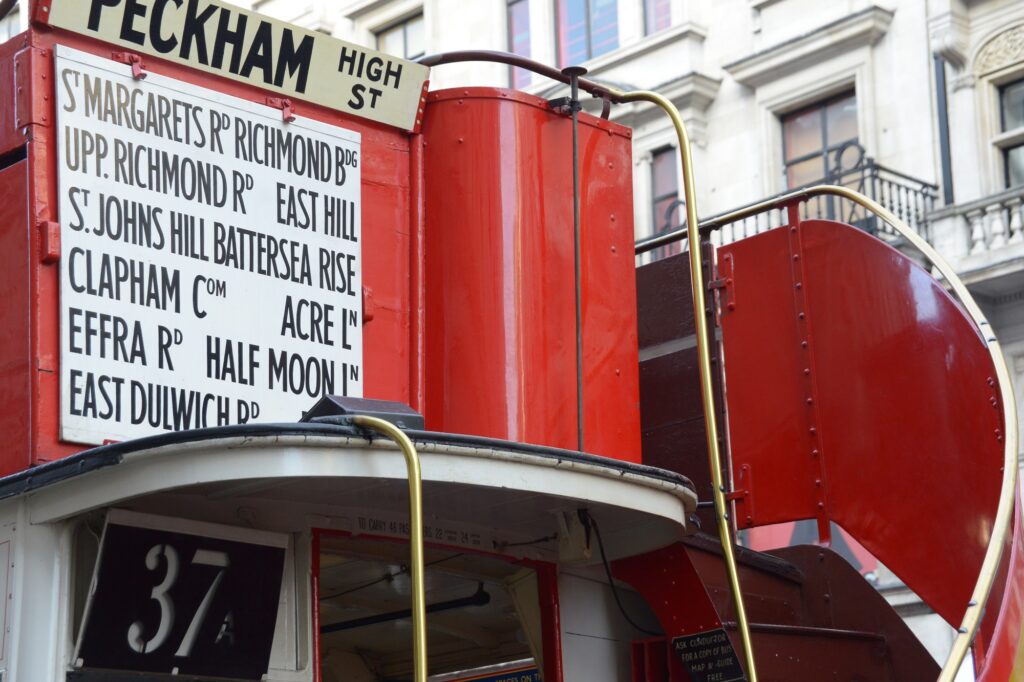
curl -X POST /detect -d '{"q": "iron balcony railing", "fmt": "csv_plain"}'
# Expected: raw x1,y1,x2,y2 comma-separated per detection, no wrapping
641,150,938,259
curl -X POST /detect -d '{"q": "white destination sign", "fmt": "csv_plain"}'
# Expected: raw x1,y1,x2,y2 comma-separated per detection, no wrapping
43,0,430,131
56,46,363,445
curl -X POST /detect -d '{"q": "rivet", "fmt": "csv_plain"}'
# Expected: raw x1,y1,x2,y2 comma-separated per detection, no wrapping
728,302,736,311
614,368,621,376
809,427,817,435
458,137,464,143
610,214,616,222
803,368,811,375
792,254,800,261
790,227,797,233
798,312,805,320
801,341,808,348
815,479,822,487
817,502,825,509
806,397,813,405
610,245,617,253
795,282,803,289
811,448,820,456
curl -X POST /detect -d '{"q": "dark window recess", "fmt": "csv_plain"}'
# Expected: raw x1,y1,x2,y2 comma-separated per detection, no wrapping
1000,79,1024,188
650,147,681,260
644,0,671,35
508,0,531,88
556,0,618,66
376,13,425,60
782,91,858,189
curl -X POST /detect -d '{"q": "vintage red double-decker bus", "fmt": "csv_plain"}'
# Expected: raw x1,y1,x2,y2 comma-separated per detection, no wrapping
0,1,1018,681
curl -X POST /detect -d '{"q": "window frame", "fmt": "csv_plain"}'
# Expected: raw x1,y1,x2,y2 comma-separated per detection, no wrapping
506,0,531,89
643,0,671,36
780,90,859,190
375,12,425,61
554,0,619,67
997,77,1024,188
650,146,680,236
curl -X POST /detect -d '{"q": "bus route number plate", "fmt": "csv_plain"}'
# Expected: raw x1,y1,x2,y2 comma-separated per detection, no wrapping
74,512,287,680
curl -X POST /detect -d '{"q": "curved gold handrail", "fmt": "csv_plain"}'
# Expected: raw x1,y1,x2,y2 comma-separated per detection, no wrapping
685,184,1018,681
613,88,759,682
351,416,428,682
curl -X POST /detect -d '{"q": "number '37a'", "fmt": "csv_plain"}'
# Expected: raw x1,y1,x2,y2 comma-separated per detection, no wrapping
127,544,233,656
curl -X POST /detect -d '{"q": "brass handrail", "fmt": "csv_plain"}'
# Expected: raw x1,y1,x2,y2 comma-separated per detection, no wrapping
665,184,1018,681
613,87,759,682
351,416,428,682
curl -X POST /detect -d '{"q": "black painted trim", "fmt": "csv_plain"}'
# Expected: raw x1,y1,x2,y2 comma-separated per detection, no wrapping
0,424,695,502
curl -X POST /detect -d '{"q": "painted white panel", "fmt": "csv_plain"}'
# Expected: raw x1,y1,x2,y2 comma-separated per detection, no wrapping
55,47,363,445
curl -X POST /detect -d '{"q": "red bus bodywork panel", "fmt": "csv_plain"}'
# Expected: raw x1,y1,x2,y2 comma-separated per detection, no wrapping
421,89,641,460
719,220,1005,626
0,31,642,471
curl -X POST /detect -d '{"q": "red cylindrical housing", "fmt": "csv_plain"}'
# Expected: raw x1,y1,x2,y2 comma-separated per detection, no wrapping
421,89,641,461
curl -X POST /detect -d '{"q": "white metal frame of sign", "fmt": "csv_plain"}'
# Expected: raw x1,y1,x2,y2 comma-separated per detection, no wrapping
56,46,364,445
38,0,430,131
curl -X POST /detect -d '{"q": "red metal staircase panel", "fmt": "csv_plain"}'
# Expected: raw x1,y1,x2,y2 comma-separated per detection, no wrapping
718,219,1004,626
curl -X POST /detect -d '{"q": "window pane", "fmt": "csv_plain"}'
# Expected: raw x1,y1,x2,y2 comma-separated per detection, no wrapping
783,108,823,162
652,149,678,233
826,93,858,144
1002,80,1024,131
644,0,671,34
786,157,825,189
509,0,531,88
589,0,618,58
1008,145,1024,188
377,24,404,56
653,196,681,233
405,14,425,59
829,143,863,176
557,0,588,65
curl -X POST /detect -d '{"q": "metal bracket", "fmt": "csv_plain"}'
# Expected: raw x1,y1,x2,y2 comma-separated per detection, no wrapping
547,96,582,115
266,97,296,123
14,47,51,131
711,251,737,318
32,0,53,24
731,464,755,527
112,52,147,80
38,221,59,264
410,79,429,135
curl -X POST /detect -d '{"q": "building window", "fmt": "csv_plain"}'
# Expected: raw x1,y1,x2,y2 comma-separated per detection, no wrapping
376,13,425,60
782,91,858,189
556,0,618,67
1001,79,1024,188
651,147,680,236
644,0,671,35
507,0,531,89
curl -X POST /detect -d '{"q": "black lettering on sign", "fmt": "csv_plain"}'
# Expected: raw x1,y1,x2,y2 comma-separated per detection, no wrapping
74,516,285,680
68,247,181,313
68,369,124,421
279,295,335,346
129,380,231,430
672,629,747,682
68,306,147,365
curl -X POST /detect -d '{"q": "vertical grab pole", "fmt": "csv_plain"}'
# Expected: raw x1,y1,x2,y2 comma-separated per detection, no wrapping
564,65,588,453
616,89,759,682
352,416,428,682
